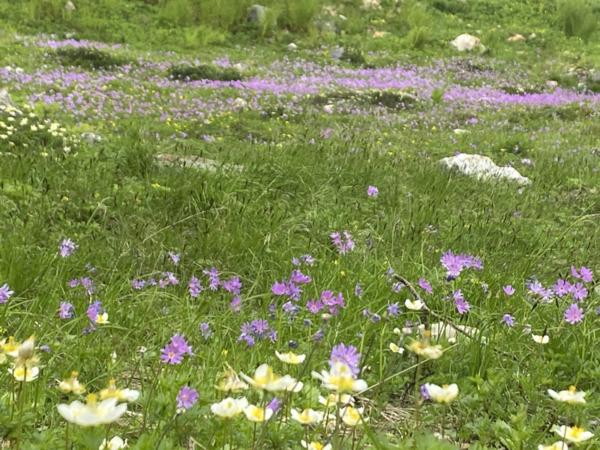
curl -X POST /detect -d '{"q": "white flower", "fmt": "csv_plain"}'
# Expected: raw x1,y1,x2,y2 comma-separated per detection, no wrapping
553,426,593,443
301,440,332,450
275,350,306,364
57,395,127,426
99,380,139,402
538,442,569,450
99,436,128,449
547,386,586,405
425,383,459,403
312,362,368,393
340,406,368,427
389,343,404,354
9,365,39,381
318,394,354,408
240,364,299,392
243,404,274,422
405,299,424,310
290,408,323,425
532,334,549,344
59,371,86,395
210,397,248,418
216,367,248,392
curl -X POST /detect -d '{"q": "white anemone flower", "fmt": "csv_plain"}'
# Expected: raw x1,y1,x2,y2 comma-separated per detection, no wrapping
276,350,306,364
425,383,459,403
532,334,549,344
99,436,128,449
239,364,299,392
301,441,332,450
290,408,323,425
210,397,249,418
244,404,274,422
340,406,368,427
552,426,593,443
538,442,569,450
547,386,586,405
57,395,127,426
405,299,424,310
312,362,368,393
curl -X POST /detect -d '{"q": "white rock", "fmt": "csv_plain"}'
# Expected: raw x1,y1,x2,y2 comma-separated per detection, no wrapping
287,43,297,51
546,80,558,88
439,153,531,185
232,97,248,113
453,128,469,134
81,132,102,144
361,0,381,9
0,88,19,111
450,34,485,52
64,1,76,11
507,34,526,42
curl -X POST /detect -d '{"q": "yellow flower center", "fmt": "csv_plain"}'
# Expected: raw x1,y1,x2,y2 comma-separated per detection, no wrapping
348,408,360,421
570,426,584,438
569,386,576,392
442,384,449,389
86,394,98,407
311,443,324,450
251,408,264,421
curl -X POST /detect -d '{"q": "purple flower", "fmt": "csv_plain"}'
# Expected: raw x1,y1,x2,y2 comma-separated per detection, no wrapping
0,284,14,304
160,343,184,364
223,277,242,295
59,301,74,319
455,297,470,314
163,272,179,285
565,303,584,324
60,238,78,258
292,257,300,266
40,345,51,353
86,301,103,322
200,323,212,340
420,384,430,400
176,385,199,410
267,396,281,413
500,314,515,327
302,254,315,265
290,270,311,284
307,299,324,313
69,279,79,288
132,279,146,290
168,252,180,265
329,343,361,377
230,296,242,312
552,279,571,297
367,186,379,197
80,277,96,295
354,283,363,299
330,231,355,255
203,267,220,290
388,302,400,317
268,330,278,343
570,283,588,301
371,313,381,323
503,285,515,296
571,265,581,279
271,280,287,296
170,334,194,356
580,266,593,283
362,309,372,318
391,282,404,293
239,334,255,347
419,278,432,294
189,276,204,298
527,281,546,296
251,319,269,336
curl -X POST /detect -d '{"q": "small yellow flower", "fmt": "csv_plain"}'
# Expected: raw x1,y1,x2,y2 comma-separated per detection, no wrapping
151,183,160,188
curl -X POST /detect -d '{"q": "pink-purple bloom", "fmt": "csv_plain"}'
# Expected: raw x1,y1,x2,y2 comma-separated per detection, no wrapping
168,251,180,265
160,334,193,364
0,284,14,304
440,250,483,278
330,231,355,255
367,186,379,197
230,296,242,312
565,303,584,324
59,301,74,319
329,343,361,377
503,285,515,296
60,238,78,258
188,276,204,298
570,283,588,301
501,314,515,327
419,278,432,294
552,279,571,297
176,385,199,410
223,277,242,295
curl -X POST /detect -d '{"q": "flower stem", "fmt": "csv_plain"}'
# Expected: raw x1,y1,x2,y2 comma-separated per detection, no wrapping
16,373,26,450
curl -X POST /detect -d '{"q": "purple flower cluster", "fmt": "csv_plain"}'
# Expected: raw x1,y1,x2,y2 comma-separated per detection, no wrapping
222,277,242,295
131,272,180,291
271,269,312,302
453,290,471,314
188,276,204,298
306,290,345,316
60,238,78,258
203,267,220,290
418,278,432,294
238,319,277,347
59,301,74,319
440,250,483,278
160,334,193,365
200,322,213,340
86,301,104,322
330,231,355,255
0,284,14,304
291,254,315,266
168,251,180,265
329,343,361,377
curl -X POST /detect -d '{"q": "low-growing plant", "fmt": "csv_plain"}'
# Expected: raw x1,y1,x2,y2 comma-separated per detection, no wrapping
556,0,598,42
279,0,321,33
168,64,243,81
55,47,127,69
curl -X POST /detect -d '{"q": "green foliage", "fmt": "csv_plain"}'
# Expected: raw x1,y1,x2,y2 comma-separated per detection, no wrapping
168,64,243,81
279,0,321,33
55,47,128,69
341,45,366,65
556,0,598,42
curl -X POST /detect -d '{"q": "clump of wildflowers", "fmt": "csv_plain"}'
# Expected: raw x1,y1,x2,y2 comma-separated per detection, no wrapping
59,301,74,319
330,231,355,254
440,250,482,279
60,238,78,258
0,283,14,304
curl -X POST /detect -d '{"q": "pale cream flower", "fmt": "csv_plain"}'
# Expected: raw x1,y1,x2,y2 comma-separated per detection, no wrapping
538,442,568,450
240,364,299,392
547,386,586,405
301,440,332,450
312,362,368,393
532,334,549,344
9,365,39,381
57,395,127,426
405,299,424,310
291,408,323,425
389,343,404,354
99,380,139,402
2,336,20,356
216,367,248,392
275,350,306,364
340,406,368,427
210,397,248,418
318,394,354,408
99,436,128,449
553,426,593,443
243,404,273,422
425,383,459,403
407,333,443,359
59,371,86,395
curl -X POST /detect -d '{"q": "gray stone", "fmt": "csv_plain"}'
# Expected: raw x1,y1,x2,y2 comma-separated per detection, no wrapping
451,34,485,53
330,46,344,61
591,71,600,83
64,1,76,11
232,97,248,113
156,154,244,173
248,4,266,24
0,88,20,113
439,153,531,185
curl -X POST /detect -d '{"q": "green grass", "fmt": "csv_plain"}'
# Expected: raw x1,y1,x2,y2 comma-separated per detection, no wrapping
0,0,599,448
